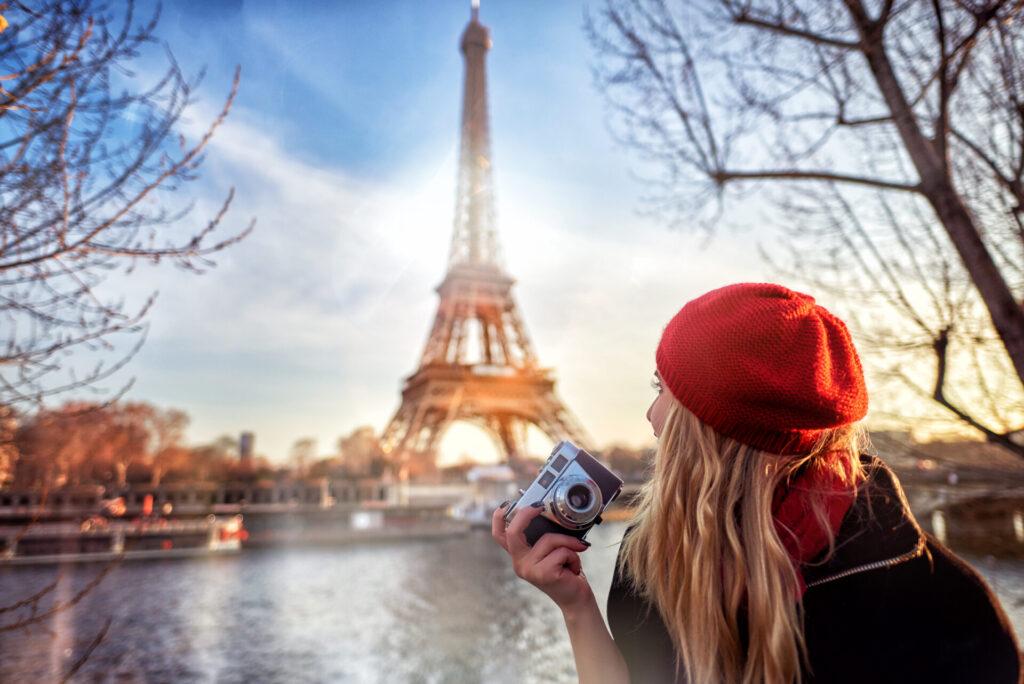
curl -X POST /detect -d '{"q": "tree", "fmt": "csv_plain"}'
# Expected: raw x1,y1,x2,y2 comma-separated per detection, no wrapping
601,444,653,482
337,426,386,477
587,0,1024,452
12,400,110,487
290,437,316,477
0,0,251,409
146,406,188,485
187,434,238,481
10,400,191,487
100,402,151,487
0,405,15,484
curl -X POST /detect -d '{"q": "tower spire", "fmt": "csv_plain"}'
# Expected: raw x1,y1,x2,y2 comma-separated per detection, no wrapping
449,1,499,269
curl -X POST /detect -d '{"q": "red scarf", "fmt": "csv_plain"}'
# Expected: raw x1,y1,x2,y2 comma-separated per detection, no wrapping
771,455,859,596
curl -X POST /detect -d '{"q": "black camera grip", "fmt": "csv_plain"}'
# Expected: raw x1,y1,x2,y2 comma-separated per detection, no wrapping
523,512,589,546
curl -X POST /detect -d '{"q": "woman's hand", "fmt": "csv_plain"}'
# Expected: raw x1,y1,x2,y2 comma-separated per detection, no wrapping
491,502,594,612
493,503,632,683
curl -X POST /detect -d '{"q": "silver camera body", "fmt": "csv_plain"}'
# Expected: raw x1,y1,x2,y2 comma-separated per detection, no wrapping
504,440,623,545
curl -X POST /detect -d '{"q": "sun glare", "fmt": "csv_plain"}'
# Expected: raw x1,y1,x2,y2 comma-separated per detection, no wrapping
436,421,556,467
437,422,500,467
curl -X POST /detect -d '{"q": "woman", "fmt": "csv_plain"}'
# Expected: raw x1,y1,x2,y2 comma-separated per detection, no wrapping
492,282,1021,683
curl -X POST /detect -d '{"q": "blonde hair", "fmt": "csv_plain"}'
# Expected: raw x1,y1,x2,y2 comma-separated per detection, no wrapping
621,398,865,684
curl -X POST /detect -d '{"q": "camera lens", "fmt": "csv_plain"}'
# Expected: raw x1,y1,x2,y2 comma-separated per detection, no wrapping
550,475,602,528
566,485,592,511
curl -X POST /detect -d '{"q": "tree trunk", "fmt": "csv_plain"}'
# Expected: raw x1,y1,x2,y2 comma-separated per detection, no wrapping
851,5,1024,389
925,186,1024,386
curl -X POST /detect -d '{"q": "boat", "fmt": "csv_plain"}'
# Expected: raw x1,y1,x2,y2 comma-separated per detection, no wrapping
0,514,245,565
0,477,471,554
0,475,473,555
450,465,519,528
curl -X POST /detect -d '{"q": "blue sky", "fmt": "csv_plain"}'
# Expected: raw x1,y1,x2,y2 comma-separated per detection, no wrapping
103,0,770,463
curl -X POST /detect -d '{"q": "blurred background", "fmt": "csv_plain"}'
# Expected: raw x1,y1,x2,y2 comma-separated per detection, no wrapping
2,0,1024,681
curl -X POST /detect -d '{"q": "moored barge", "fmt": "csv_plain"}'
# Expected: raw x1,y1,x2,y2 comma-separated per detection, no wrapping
0,515,245,565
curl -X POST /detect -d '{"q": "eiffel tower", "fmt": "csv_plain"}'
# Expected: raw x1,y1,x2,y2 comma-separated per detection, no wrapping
381,2,588,474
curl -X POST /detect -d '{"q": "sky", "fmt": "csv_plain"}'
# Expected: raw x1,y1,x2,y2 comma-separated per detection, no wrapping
91,0,774,464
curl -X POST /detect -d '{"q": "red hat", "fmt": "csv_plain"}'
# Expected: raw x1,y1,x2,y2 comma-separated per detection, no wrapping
656,283,868,455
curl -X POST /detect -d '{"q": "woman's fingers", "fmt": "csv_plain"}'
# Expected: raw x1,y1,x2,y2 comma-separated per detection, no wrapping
494,501,590,587
499,502,591,558
491,503,592,609
526,530,589,565
533,546,582,580
504,502,545,555
492,501,543,557
491,501,511,550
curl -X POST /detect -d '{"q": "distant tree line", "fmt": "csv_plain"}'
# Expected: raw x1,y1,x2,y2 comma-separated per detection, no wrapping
296,427,391,481
1,402,402,491
600,445,655,483
4,401,257,489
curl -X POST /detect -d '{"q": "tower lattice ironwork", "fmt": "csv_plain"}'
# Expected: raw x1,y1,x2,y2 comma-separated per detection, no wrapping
381,4,588,472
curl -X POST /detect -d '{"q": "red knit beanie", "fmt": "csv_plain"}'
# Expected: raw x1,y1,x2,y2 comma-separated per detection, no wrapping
656,283,868,455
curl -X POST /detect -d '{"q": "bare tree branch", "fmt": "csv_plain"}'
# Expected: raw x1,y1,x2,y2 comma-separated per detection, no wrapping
712,168,921,192
0,0,251,409
60,618,112,684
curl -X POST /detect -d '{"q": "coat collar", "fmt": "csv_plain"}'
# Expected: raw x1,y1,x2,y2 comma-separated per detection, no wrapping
802,455,925,588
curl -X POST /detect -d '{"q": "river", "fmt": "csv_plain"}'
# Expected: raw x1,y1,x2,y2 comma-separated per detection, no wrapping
2,520,1023,683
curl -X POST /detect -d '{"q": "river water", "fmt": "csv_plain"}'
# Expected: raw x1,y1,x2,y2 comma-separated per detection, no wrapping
2,520,1024,683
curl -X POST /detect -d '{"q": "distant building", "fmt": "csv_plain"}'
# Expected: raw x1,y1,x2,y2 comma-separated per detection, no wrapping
239,431,254,467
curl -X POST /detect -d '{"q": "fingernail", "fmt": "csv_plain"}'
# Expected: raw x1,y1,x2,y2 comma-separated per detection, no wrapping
579,540,591,548
530,501,543,508
499,500,510,509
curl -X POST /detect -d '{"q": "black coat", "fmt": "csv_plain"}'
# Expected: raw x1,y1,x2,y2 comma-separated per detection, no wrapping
606,457,1023,683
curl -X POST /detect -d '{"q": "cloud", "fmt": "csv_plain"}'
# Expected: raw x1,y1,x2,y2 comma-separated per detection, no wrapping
122,108,461,458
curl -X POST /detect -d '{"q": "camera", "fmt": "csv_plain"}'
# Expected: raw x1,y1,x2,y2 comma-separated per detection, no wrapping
504,440,623,545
